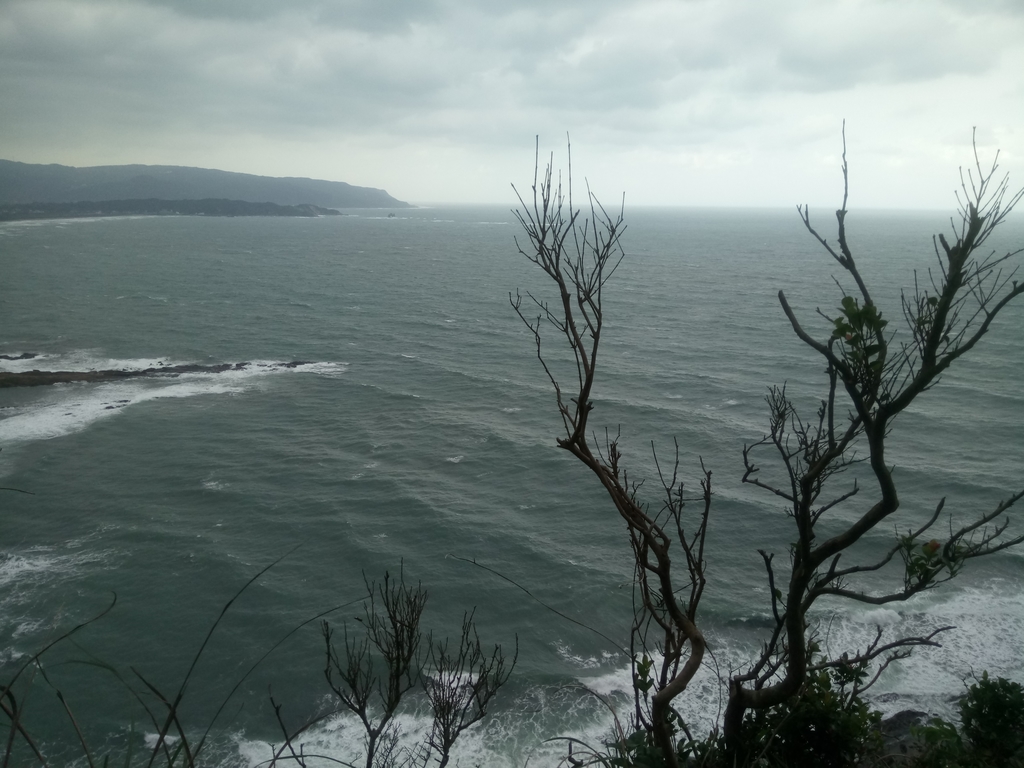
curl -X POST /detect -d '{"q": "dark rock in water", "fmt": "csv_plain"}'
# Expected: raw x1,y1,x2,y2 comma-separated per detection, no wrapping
0,352,37,361
0,361,315,388
875,709,930,762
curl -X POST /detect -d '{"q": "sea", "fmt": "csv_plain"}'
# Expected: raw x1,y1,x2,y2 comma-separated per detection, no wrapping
1,204,1022,766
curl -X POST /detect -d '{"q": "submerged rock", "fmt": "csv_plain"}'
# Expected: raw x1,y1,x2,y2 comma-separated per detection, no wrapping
0,361,314,388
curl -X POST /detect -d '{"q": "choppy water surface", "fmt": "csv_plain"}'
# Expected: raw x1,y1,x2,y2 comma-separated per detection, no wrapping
2,206,1022,765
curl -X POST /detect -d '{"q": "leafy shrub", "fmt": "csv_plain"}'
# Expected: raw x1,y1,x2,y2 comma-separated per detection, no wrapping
605,664,885,768
736,668,882,768
913,717,966,768
606,729,673,768
913,672,1024,768
961,672,1024,763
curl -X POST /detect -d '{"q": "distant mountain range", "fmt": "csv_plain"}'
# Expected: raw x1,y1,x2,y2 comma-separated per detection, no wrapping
0,160,411,209
0,198,344,222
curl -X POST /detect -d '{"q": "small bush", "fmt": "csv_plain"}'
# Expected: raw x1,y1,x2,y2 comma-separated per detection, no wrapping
914,672,1024,768
913,717,966,768
961,672,1024,762
736,669,882,768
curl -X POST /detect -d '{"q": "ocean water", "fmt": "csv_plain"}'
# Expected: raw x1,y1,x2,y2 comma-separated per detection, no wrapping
1,205,1022,766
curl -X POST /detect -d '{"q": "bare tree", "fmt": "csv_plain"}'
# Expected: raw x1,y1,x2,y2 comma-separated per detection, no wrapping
314,568,515,768
512,131,1024,764
423,612,516,768
725,128,1024,745
512,140,712,768
322,569,427,768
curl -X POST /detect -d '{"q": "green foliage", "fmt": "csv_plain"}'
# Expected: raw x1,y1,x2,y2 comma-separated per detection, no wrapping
961,671,1024,760
830,294,888,382
913,673,1024,768
603,724,719,768
735,668,882,768
599,666,883,768
913,716,968,768
606,729,673,768
898,535,963,592
586,670,1024,768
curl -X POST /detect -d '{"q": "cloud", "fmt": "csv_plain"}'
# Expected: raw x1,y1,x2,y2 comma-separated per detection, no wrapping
1,0,1022,205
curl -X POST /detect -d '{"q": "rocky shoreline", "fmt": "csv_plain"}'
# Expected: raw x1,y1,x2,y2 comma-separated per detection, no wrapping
877,709,930,762
0,356,314,388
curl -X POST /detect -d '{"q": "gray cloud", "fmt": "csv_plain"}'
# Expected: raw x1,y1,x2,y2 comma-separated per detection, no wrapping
1,0,1022,205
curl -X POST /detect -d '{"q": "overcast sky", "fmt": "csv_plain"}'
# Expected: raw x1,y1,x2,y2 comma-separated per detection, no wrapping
2,0,1023,207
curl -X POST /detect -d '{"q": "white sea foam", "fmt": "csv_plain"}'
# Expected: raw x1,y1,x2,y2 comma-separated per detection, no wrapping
0,541,108,595
143,733,180,750
0,358,348,446
233,706,545,768
0,550,66,590
0,380,241,444
832,583,1024,718
290,361,348,378
577,646,729,739
0,351,178,374
556,643,612,670
12,619,46,639
0,546,112,628
0,218,106,233
573,579,1024,733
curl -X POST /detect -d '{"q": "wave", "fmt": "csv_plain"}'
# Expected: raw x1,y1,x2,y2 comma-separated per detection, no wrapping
0,543,113,654
0,356,347,446
232,708,528,768
573,577,1024,733
0,351,180,374
220,582,1024,768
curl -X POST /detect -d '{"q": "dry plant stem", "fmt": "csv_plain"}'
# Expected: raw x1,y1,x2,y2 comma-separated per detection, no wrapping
0,594,116,767
55,643,184,766
267,692,356,768
0,696,44,765
447,554,627,655
513,139,709,768
726,126,1024,744
8,551,326,768
425,612,516,768
36,663,100,768
317,566,513,768
1,552,433,768
194,596,363,759
141,547,300,768
322,569,427,768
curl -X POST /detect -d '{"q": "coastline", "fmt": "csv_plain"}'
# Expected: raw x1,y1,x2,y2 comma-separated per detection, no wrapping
0,198,343,222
